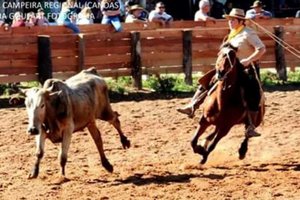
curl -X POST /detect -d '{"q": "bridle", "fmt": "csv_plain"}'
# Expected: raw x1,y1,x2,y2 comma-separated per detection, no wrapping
216,48,237,81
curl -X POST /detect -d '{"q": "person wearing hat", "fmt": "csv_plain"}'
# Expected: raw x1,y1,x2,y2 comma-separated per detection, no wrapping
177,8,265,138
194,0,216,22
246,1,272,20
125,4,147,23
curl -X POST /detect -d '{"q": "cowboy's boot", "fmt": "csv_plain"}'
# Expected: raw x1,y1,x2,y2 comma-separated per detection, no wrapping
177,85,207,118
245,111,261,138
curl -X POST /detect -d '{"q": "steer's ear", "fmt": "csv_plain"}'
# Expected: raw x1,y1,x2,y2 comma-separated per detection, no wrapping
48,91,69,119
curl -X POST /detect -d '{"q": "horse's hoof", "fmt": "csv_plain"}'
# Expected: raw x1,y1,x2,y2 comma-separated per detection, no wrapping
194,145,206,156
239,154,246,160
200,157,208,165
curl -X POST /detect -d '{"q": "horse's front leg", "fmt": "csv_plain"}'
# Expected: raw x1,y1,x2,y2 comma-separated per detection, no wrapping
28,130,46,179
203,127,218,150
191,117,209,156
201,126,231,164
59,126,73,177
238,137,249,160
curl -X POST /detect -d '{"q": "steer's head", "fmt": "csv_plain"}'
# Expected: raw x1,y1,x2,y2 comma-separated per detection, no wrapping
24,88,49,136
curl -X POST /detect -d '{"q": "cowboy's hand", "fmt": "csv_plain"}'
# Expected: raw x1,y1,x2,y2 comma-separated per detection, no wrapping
240,58,251,67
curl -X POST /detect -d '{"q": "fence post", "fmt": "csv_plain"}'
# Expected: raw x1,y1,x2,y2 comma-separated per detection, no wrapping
131,31,142,89
182,29,193,85
78,34,85,72
274,26,287,82
38,35,53,85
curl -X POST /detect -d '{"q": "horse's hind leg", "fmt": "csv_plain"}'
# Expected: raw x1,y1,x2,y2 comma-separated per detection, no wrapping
238,137,249,160
191,117,209,156
201,126,230,164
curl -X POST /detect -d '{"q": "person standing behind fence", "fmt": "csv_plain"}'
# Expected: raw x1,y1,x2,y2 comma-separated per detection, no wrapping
77,7,94,25
11,12,25,27
246,1,272,20
36,8,49,26
57,1,80,33
25,12,37,27
125,5,148,24
296,10,300,18
148,2,173,26
194,0,216,22
101,0,123,32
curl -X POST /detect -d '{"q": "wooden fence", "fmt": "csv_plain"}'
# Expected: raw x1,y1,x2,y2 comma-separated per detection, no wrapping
0,18,299,88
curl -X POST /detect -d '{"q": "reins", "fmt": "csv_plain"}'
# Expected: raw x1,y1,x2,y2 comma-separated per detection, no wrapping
249,19,300,59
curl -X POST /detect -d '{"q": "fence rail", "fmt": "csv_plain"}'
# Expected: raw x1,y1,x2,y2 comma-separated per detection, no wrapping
0,18,299,86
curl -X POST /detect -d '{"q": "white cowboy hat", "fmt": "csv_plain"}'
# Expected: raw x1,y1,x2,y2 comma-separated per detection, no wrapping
223,8,246,20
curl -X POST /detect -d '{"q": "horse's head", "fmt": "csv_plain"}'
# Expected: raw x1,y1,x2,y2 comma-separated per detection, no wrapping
215,43,238,81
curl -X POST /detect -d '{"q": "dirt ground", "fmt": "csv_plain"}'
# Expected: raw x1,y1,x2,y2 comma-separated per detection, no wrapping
0,86,300,200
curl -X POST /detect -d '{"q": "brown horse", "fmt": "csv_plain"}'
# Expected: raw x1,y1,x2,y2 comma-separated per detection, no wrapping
191,43,265,164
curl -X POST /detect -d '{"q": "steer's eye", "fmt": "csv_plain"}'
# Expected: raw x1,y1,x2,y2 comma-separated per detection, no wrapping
41,104,45,108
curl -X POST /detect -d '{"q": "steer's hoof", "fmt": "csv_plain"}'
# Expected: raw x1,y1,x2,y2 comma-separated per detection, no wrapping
28,168,39,179
121,138,131,149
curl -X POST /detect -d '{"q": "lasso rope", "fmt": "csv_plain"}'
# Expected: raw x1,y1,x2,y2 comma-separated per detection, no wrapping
249,19,300,59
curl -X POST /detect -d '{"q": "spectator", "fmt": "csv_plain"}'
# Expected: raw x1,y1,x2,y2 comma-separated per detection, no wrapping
125,5,148,23
246,1,272,20
194,0,216,22
77,7,94,25
11,12,25,27
57,1,80,33
148,2,173,26
101,0,123,32
296,10,300,18
25,12,36,27
36,8,49,26
210,0,226,19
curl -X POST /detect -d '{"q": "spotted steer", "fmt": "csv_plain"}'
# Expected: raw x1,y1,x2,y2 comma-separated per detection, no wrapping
24,67,130,179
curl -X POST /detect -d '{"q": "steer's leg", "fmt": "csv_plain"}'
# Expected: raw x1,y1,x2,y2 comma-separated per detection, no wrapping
87,122,113,173
28,130,46,179
108,111,130,149
59,127,72,177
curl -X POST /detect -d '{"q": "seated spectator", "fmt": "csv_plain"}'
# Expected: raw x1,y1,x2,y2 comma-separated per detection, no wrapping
296,10,300,18
25,12,37,27
194,0,216,22
125,5,147,23
101,0,123,32
148,2,173,26
57,1,80,33
11,12,25,27
246,1,272,20
77,7,94,25
36,8,49,26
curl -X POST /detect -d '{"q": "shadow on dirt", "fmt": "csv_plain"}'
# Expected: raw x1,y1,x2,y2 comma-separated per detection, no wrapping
112,172,226,186
213,161,300,172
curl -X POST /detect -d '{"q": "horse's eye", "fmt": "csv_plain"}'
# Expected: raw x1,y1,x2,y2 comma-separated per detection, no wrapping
41,104,45,108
